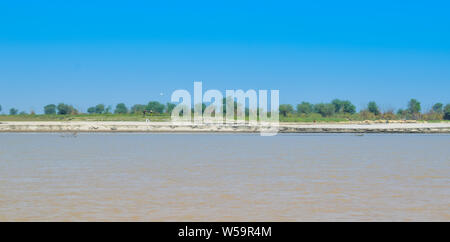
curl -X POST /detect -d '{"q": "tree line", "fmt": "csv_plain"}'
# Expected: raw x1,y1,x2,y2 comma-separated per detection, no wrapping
1,98,450,120
278,99,450,120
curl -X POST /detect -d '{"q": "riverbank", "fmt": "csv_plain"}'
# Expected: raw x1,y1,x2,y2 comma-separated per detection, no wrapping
1,121,449,133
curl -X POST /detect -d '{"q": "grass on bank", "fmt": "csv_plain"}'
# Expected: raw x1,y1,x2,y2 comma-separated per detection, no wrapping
0,114,171,122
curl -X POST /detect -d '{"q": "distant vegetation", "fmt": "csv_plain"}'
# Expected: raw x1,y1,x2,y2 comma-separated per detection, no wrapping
44,104,56,115
0,99,449,122
9,108,18,115
279,99,449,122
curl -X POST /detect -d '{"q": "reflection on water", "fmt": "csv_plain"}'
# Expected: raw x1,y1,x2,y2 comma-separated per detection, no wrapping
0,133,449,221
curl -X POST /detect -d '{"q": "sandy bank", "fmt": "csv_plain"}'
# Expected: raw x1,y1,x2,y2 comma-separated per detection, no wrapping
0,121,449,133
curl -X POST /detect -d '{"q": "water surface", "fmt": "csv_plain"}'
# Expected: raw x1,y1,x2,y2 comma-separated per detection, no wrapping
0,133,448,221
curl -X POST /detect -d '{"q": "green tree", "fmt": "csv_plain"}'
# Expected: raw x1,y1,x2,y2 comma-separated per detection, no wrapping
146,101,165,113
296,102,313,114
407,99,421,114
444,104,450,120
87,107,96,114
342,100,356,114
331,99,355,114
192,103,207,114
331,99,344,113
0,105,2,113
314,103,335,117
44,104,56,115
432,103,443,113
222,97,238,114
367,101,380,115
397,108,407,118
95,104,105,114
130,104,146,114
105,105,112,114
114,103,128,114
9,108,18,115
166,103,176,114
279,104,294,117
57,103,75,115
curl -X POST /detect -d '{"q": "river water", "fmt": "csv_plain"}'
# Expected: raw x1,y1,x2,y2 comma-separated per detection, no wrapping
0,133,448,221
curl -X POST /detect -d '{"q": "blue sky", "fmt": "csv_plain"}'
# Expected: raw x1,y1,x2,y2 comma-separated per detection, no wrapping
1,0,449,113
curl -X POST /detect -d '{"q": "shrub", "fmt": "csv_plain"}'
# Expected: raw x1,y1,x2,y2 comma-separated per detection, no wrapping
57,103,76,115
114,103,128,114
95,104,105,114
9,108,18,115
342,101,356,114
44,104,56,115
314,103,335,117
407,99,421,114
432,103,443,113
296,102,313,114
331,99,355,114
166,103,176,114
382,110,397,120
146,101,165,114
444,104,450,120
279,104,294,117
105,105,113,114
87,107,96,114
423,112,443,121
131,104,146,114
331,99,344,113
367,101,380,115
360,110,376,120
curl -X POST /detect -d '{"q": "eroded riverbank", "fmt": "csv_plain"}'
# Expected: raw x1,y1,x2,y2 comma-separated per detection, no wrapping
0,121,449,133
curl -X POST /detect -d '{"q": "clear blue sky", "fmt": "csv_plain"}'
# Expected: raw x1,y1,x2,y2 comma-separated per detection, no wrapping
1,0,449,113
